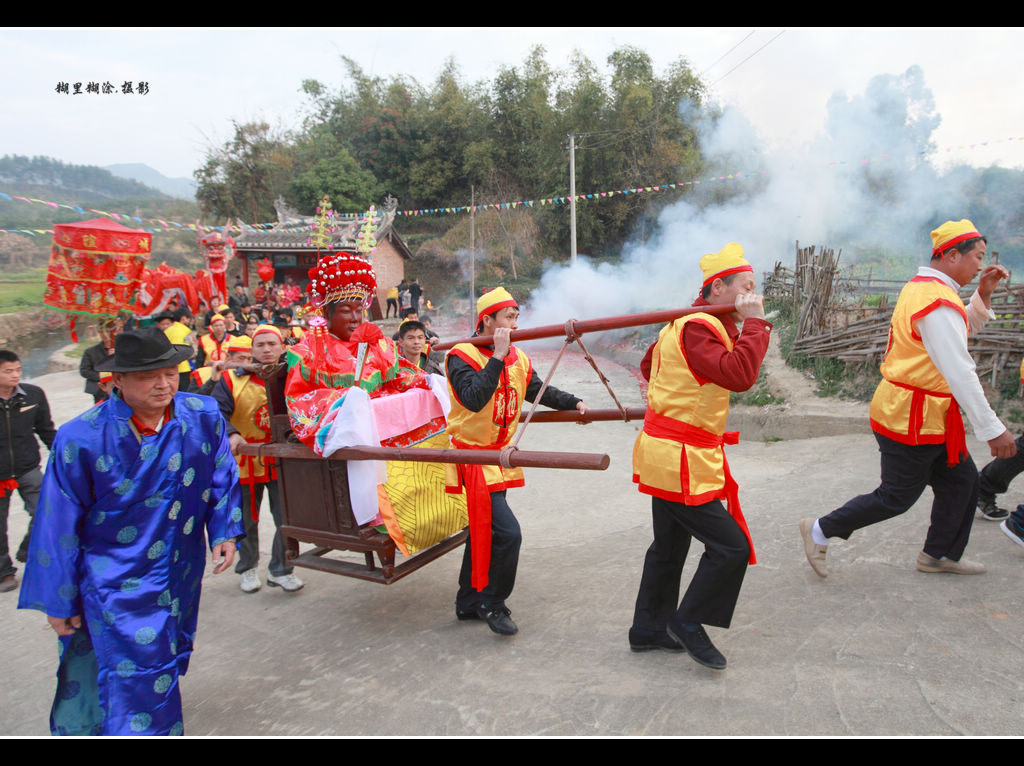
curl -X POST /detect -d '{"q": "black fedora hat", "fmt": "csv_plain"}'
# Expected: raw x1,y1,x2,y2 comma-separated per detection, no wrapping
95,326,194,373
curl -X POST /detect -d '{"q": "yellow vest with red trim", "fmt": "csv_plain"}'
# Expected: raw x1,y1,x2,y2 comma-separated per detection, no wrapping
199,332,229,365
164,321,194,373
224,368,273,482
633,314,733,503
869,277,968,445
445,343,532,491
189,366,213,389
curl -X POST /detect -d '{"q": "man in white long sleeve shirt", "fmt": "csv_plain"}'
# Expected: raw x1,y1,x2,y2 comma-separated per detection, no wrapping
800,219,1016,577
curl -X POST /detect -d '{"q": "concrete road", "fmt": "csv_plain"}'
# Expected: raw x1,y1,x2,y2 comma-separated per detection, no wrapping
2,356,1022,736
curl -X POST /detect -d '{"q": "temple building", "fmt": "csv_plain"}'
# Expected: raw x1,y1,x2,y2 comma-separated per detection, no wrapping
232,196,412,317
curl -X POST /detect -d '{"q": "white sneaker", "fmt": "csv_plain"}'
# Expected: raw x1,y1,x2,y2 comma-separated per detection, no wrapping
240,569,261,593
267,572,304,592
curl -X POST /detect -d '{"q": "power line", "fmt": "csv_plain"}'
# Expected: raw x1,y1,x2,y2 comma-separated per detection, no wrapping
710,30,786,86
700,30,757,77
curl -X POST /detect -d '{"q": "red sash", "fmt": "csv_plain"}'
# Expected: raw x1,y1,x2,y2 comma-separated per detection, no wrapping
642,410,756,565
239,452,278,521
450,437,503,591
886,379,966,466
0,478,18,498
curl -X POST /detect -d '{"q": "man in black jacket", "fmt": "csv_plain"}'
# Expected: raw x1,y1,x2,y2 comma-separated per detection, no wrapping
79,320,117,403
0,350,57,592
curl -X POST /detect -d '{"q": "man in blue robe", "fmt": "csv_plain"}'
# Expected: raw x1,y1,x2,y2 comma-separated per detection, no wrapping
18,327,245,736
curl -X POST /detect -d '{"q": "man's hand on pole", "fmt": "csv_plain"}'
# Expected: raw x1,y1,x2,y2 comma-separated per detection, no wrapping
734,293,765,320
492,327,512,361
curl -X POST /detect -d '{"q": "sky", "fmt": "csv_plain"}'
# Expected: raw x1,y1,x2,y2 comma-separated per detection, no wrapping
2,26,1023,187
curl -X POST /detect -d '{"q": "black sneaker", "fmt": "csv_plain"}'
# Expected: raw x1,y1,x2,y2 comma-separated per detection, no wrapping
628,628,685,653
477,605,518,636
1000,518,1024,550
977,498,1009,521
456,607,481,622
666,622,727,670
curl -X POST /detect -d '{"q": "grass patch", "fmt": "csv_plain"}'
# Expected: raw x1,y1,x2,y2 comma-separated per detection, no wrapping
63,340,93,358
0,268,47,313
731,367,786,407
772,295,880,401
987,367,1024,433
787,349,879,401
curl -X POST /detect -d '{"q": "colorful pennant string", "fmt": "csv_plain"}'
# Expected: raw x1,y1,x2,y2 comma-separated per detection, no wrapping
1,135,1021,239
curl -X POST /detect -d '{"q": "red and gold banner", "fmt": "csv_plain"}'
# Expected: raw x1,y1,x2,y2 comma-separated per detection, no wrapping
44,218,151,319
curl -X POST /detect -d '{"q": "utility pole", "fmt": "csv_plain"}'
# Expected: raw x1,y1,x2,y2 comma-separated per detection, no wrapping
568,132,577,266
469,185,476,333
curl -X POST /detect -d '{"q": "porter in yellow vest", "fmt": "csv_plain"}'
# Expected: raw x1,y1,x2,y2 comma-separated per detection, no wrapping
197,314,230,366
629,243,771,670
800,219,1015,581
445,287,587,636
213,325,303,595
189,334,250,395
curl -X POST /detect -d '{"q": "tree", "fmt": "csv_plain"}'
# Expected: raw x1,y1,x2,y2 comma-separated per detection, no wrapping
194,121,295,223
288,130,379,214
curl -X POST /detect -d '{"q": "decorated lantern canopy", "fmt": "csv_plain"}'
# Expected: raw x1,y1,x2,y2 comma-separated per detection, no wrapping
196,224,235,305
44,218,151,340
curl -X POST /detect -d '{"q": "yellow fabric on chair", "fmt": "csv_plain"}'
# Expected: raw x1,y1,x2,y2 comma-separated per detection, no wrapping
378,432,468,555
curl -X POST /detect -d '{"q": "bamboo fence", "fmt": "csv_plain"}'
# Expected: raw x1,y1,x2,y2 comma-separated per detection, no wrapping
766,242,1024,383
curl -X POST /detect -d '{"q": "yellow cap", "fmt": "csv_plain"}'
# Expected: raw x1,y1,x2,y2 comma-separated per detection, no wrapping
700,243,752,288
226,334,252,353
476,287,518,325
931,219,981,256
252,324,284,342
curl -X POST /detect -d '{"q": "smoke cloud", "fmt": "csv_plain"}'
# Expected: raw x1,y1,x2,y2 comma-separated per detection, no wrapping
519,65,959,335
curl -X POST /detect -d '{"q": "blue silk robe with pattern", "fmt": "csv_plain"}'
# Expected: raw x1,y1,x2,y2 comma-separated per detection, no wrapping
17,391,244,736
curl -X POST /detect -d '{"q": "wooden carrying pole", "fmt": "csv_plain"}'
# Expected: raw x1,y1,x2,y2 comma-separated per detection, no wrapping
432,303,736,351
239,442,609,471
519,407,646,423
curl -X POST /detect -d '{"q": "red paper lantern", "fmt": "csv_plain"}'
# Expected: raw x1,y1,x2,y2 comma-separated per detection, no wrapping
257,257,275,283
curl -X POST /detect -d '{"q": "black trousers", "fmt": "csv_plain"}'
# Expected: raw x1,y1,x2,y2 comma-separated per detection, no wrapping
0,467,42,580
818,432,978,561
456,491,521,612
632,496,750,631
978,432,1024,502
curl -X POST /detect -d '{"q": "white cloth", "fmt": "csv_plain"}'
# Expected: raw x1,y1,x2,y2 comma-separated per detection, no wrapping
914,267,1006,442
318,377,452,526
426,372,451,417
320,387,386,525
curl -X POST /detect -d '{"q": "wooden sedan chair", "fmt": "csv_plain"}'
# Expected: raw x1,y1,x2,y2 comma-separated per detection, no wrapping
242,364,468,584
